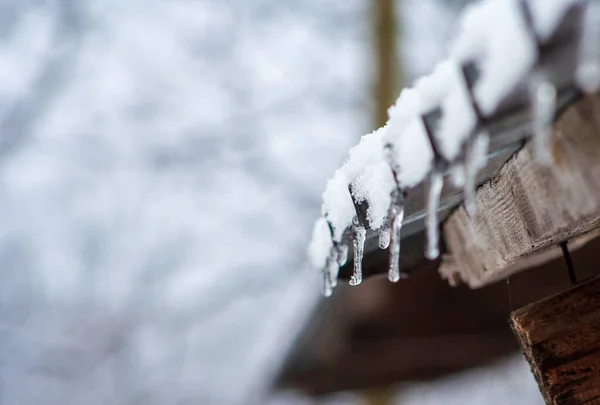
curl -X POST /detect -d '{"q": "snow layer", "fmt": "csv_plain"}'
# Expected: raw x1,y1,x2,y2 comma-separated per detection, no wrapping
436,61,478,160
411,59,477,161
308,218,333,270
385,89,434,188
344,126,396,230
322,168,356,242
345,126,388,180
314,0,584,260
451,0,538,115
351,160,396,230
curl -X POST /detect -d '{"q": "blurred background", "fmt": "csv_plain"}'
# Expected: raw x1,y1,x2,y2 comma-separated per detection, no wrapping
0,0,568,403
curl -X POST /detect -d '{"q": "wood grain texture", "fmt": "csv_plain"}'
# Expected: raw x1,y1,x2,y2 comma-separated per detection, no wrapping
442,92,600,288
511,276,600,405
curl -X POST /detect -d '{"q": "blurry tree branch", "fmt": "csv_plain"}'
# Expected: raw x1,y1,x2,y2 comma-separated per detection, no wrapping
372,0,401,128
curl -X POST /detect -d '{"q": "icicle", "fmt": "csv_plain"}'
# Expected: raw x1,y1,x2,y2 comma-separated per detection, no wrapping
387,191,405,283
425,171,444,260
322,264,333,297
576,0,600,93
336,243,349,267
451,165,466,188
378,222,390,249
349,217,365,286
464,131,490,216
328,249,340,288
529,75,556,164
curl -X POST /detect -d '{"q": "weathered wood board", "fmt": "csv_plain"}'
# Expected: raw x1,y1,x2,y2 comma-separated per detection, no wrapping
442,92,600,288
511,276,600,405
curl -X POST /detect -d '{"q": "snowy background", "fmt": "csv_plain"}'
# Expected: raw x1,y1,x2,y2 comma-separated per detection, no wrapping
0,0,542,404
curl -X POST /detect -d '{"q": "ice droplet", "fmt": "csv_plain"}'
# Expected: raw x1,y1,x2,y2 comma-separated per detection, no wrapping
388,193,405,283
464,132,489,216
378,223,391,249
322,266,333,297
451,165,466,188
337,243,349,267
425,171,444,260
529,75,556,165
349,218,366,286
328,249,340,288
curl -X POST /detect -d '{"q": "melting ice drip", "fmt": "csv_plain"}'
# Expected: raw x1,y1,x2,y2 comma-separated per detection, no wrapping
350,217,366,286
383,143,407,281
322,253,335,297
337,243,349,267
529,75,557,164
577,0,600,93
330,242,349,289
379,222,391,249
323,240,349,295
425,171,444,260
464,132,490,216
387,189,405,282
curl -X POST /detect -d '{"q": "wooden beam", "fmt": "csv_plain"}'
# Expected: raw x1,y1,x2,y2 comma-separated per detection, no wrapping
278,235,600,395
441,92,600,288
511,276,600,405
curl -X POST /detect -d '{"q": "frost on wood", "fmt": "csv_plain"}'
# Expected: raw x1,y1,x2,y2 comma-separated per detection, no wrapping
310,0,594,295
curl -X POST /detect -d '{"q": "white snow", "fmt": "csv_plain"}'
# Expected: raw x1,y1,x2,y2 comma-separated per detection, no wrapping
344,126,388,180
450,0,538,115
345,126,396,230
308,217,333,270
387,118,435,188
528,0,583,41
351,161,396,230
411,59,478,161
322,168,356,242
384,89,435,188
412,62,452,113
326,59,476,234
436,61,478,161
312,0,589,272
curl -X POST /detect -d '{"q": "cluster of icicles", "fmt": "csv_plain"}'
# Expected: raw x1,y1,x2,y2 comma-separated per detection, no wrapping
309,0,600,297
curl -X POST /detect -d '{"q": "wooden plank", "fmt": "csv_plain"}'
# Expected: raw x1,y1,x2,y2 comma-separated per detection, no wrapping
278,235,600,395
511,276,600,405
442,92,600,288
